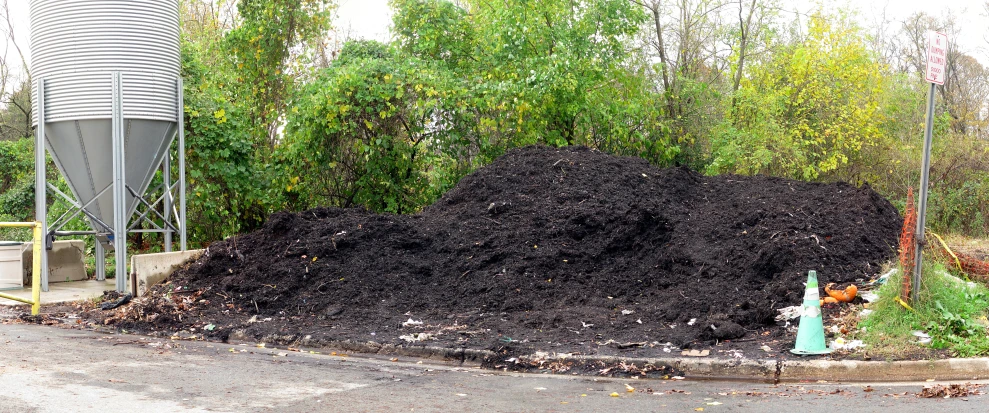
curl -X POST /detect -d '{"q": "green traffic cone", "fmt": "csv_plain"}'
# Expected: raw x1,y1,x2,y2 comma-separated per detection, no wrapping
791,270,833,355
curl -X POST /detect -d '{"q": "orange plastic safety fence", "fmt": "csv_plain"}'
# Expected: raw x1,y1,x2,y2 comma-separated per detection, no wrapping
898,187,916,301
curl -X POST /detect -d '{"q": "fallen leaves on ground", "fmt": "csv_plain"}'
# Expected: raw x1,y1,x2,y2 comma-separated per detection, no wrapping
918,383,984,398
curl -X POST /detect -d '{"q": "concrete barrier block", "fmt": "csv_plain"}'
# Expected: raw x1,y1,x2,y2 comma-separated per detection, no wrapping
23,240,87,284
131,250,204,296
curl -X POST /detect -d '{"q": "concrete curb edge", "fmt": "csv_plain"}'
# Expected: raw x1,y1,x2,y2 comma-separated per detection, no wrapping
238,332,989,382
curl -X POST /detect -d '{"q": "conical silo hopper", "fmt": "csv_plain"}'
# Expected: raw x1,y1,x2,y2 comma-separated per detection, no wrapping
31,0,183,292
31,0,179,236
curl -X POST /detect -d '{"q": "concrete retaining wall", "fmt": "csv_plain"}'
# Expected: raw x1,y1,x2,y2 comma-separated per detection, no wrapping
131,249,204,296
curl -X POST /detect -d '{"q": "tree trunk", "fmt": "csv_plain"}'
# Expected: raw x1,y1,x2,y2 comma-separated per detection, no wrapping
732,0,757,93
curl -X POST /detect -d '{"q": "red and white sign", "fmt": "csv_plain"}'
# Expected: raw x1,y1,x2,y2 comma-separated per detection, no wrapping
925,31,948,85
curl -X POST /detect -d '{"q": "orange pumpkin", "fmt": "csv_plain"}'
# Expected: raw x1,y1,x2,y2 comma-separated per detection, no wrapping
824,283,858,303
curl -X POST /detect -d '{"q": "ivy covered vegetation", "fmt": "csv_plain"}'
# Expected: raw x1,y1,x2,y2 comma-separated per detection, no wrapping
0,0,987,248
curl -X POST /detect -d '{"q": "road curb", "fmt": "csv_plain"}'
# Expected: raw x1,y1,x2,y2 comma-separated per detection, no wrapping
312,340,989,382
496,353,989,383
229,330,494,366
778,357,989,382
170,328,989,382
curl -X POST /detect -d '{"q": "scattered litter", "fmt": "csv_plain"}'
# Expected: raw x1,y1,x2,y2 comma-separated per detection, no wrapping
610,392,620,397
100,293,133,310
636,318,643,324
204,324,215,331
830,338,865,350
581,321,594,328
941,272,979,289
625,384,635,392
912,331,932,345
621,309,635,315
859,309,873,318
534,387,547,391
775,306,802,321
706,402,723,406
687,318,697,326
871,268,896,285
860,291,879,302
402,318,423,327
825,283,857,302
400,333,434,342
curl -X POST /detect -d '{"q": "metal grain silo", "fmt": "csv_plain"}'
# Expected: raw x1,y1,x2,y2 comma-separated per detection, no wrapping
31,0,186,292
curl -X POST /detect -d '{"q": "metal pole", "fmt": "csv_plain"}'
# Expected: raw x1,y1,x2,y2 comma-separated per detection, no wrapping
35,78,49,292
95,241,105,281
912,82,937,302
177,77,187,251
31,223,41,315
163,150,172,253
112,72,128,293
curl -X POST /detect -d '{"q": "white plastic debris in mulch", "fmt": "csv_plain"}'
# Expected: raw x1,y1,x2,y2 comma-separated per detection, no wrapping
830,337,866,350
776,305,803,321
399,333,434,342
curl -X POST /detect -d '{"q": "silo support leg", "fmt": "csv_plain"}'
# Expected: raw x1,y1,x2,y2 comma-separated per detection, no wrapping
111,72,128,294
177,77,187,252
35,78,49,293
95,241,105,281
163,152,172,253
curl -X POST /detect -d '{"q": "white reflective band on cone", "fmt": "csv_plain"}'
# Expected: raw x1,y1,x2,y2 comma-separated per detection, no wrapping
802,305,821,318
804,289,819,301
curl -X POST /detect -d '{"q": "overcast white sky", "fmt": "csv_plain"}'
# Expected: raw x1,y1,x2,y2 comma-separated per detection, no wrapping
3,0,988,73
332,0,989,61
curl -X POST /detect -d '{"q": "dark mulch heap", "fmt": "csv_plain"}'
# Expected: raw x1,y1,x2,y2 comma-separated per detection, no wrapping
95,146,902,357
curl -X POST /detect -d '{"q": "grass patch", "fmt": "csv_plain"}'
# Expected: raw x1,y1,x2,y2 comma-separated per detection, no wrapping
859,260,989,357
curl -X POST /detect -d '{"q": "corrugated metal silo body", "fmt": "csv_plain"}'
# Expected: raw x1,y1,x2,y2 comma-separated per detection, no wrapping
30,0,180,235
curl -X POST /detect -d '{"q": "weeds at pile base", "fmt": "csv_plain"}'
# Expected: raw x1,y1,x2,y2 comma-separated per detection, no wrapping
857,260,989,358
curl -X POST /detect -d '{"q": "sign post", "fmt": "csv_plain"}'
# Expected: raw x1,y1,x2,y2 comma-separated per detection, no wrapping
912,31,947,303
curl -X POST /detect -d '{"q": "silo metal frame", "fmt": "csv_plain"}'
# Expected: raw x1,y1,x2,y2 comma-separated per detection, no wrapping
34,75,187,293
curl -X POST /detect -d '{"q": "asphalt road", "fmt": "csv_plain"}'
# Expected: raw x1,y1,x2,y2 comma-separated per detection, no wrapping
0,323,986,412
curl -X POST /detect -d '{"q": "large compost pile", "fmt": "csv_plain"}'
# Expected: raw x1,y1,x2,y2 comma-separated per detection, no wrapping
109,146,902,354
